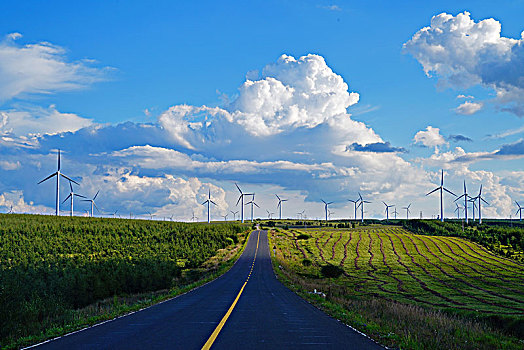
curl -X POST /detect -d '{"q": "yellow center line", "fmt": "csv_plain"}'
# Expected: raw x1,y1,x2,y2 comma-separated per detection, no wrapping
201,230,260,350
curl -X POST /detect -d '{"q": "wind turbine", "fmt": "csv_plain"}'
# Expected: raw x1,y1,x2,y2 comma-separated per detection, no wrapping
222,213,228,221
235,183,253,223
321,199,334,222
454,181,469,224
348,198,361,220
81,191,100,217
470,185,489,224
230,210,239,221
328,210,335,220
454,202,463,219
266,209,274,219
393,207,399,220
202,189,217,223
468,198,477,222
146,211,156,220
276,194,288,220
191,210,197,222
358,193,371,223
382,201,394,221
112,210,118,219
402,203,411,220
245,194,259,222
38,150,79,216
62,181,86,217
515,201,523,221
426,169,456,222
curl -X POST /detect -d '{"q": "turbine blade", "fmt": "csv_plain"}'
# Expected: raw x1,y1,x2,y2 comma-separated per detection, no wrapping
38,172,57,184
481,197,489,205
58,149,61,171
62,194,71,204
74,194,87,199
69,181,73,192
236,195,242,206
275,194,280,200
443,187,456,197
235,183,242,194
454,194,465,202
210,200,217,205
60,173,79,185
254,202,260,208
93,190,99,200
426,187,439,196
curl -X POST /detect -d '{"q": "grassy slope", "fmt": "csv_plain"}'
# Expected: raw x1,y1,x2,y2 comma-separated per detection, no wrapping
270,226,524,349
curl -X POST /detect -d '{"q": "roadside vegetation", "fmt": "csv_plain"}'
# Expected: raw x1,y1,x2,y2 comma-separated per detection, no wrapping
270,224,524,349
0,214,247,349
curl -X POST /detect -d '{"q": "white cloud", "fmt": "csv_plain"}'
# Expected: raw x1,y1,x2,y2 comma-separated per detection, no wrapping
457,94,474,99
404,11,524,116
0,33,108,101
0,105,93,138
455,101,483,115
486,125,524,139
0,160,20,170
413,126,448,150
0,190,50,214
227,54,360,136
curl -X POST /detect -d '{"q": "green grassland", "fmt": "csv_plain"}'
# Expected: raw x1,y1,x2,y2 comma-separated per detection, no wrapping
270,225,524,349
0,214,247,348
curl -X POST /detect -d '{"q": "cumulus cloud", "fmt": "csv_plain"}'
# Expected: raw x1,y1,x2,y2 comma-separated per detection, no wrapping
455,101,483,115
413,126,447,150
227,54,360,136
0,33,109,102
404,11,524,116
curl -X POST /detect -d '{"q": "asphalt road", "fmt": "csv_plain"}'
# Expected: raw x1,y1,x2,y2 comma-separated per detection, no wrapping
33,230,381,349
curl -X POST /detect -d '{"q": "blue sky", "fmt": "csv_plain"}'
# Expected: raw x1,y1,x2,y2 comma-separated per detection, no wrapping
0,1,523,220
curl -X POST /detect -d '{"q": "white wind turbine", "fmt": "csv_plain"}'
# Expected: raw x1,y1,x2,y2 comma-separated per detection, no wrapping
382,201,394,221
266,209,274,219
245,194,259,222
235,183,253,223
392,207,399,220
426,169,456,222
222,213,228,221
146,211,156,220
454,181,469,224
62,181,86,217
348,198,361,220
358,193,371,223
230,210,239,221
276,194,287,220
38,150,79,216
454,202,463,219
470,185,489,224
402,203,411,220
321,199,334,222
81,191,100,218
202,189,217,223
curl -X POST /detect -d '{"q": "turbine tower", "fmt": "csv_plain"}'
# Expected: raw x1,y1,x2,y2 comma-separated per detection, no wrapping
62,181,86,217
348,198,361,220
81,191,100,217
358,193,371,223
426,169,456,222
321,199,334,222
276,194,288,220
245,194,259,222
515,201,523,221
38,150,79,216
382,201,394,221
202,189,217,223
235,183,253,223
454,181,469,224
402,203,411,220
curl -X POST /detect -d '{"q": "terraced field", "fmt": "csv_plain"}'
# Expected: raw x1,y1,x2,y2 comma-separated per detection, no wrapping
273,225,524,317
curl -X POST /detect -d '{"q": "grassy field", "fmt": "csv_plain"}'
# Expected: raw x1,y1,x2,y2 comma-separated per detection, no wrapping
271,225,524,349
